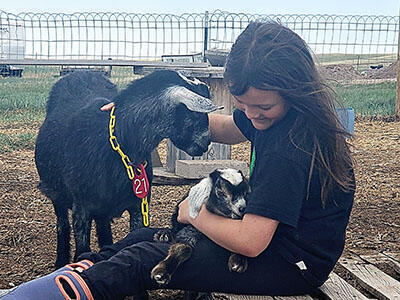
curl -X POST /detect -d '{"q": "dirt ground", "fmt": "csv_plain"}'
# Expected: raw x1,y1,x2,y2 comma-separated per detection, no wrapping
0,117,400,298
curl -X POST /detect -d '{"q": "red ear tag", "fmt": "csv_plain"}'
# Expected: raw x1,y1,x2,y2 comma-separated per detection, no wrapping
132,164,149,199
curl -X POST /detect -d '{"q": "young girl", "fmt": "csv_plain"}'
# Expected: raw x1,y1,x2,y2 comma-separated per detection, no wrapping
2,21,355,300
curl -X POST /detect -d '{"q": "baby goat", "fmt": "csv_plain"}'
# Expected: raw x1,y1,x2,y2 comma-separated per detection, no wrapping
35,70,216,268
151,168,250,285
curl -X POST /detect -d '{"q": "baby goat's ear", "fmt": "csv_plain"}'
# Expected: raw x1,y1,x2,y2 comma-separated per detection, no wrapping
163,86,217,113
188,176,213,219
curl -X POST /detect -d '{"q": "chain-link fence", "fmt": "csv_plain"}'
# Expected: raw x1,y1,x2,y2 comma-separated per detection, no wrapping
1,10,398,67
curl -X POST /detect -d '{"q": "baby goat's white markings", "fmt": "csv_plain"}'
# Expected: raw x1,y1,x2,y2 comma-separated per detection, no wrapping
188,177,213,219
236,196,246,208
219,168,244,186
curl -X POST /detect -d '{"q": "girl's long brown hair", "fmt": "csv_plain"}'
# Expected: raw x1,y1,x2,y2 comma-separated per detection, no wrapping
224,21,355,205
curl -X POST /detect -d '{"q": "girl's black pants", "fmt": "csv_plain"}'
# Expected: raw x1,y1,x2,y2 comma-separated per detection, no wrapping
78,227,317,300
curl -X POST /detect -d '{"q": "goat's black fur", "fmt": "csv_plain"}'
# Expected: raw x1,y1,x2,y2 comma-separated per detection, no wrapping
35,70,216,268
151,168,250,285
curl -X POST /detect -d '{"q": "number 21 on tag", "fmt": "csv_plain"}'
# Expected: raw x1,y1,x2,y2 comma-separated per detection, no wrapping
132,164,149,199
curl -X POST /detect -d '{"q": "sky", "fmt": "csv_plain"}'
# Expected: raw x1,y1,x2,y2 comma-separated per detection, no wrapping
1,0,399,16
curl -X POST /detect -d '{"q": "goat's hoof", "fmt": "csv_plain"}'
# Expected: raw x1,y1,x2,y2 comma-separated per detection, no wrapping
154,229,173,243
150,264,171,286
228,253,248,273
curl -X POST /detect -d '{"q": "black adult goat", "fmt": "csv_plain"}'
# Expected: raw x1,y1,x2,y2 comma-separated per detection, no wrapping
35,70,216,268
150,168,250,286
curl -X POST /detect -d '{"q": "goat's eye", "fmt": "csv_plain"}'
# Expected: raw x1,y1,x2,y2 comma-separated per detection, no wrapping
215,187,227,199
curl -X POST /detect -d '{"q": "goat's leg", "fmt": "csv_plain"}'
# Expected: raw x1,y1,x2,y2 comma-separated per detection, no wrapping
128,207,145,231
150,242,192,286
94,216,113,248
53,203,70,269
72,203,92,262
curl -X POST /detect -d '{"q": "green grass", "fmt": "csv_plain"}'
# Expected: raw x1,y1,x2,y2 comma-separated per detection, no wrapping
315,53,396,69
0,77,54,110
0,65,397,153
0,66,139,124
0,132,37,153
0,73,56,125
335,81,396,116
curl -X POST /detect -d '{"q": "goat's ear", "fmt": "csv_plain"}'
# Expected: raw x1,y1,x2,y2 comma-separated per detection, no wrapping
164,86,217,113
188,176,213,219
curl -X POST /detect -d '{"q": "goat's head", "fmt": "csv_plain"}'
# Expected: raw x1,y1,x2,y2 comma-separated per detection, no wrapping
115,70,216,157
159,70,216,157
188,168,250,219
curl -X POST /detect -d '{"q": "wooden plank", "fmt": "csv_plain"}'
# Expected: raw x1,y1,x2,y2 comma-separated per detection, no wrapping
319,272,369,300
274,296,313,300
133,66,224,78
205,77,235,114
151,149,163,167
152,167,199,185
212,293,312,300
381,251,400,261
360,252,400,275
0,59,210,68
380,252,400,275
340,258,400,300
212,294,274,300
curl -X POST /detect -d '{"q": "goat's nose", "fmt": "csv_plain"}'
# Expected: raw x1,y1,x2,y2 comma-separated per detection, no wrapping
200,131,211,145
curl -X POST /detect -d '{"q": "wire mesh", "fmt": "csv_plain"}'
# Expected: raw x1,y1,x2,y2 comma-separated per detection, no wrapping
0,10,398,67
207,10,399,68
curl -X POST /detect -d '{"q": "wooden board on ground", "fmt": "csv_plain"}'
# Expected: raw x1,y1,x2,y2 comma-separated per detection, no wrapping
360,252,400,275
339,257,400,300
381,252,400,275
214,295,274,300
319,272,370,300
212,294,312,300
274,296,314,300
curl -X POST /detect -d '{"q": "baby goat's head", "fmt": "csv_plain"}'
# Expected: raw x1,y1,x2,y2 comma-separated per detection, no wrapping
188,168,250,219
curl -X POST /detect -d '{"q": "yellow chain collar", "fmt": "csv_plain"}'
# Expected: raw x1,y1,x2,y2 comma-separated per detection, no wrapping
109,106,149,227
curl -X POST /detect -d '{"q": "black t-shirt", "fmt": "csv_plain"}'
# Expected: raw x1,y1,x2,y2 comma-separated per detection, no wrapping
233,108,354,286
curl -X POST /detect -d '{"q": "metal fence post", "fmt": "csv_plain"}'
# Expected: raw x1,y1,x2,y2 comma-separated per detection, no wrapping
396,11,400,117
203,10,209,62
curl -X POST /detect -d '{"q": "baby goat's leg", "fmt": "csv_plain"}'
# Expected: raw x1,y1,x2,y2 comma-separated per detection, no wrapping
150,242,192,286
228,253,248,273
